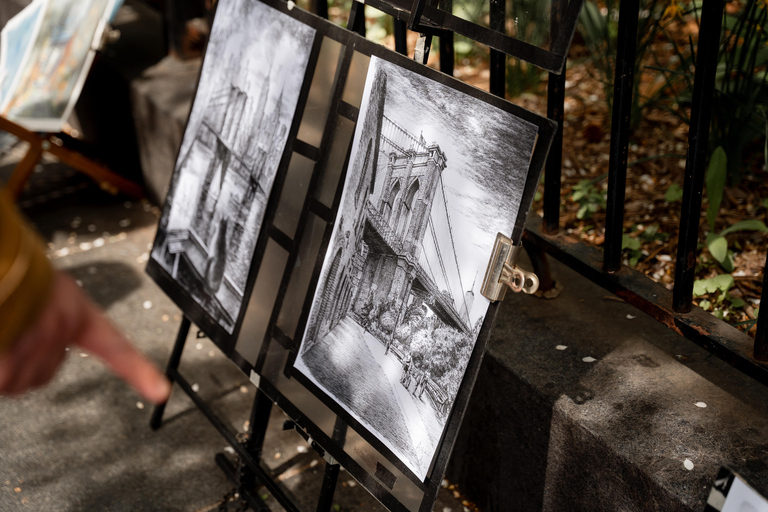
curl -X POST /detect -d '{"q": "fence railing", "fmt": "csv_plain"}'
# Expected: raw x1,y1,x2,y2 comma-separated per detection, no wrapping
307,0,768,386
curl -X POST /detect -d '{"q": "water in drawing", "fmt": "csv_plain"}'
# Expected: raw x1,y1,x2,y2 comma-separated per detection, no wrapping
150,0,314,333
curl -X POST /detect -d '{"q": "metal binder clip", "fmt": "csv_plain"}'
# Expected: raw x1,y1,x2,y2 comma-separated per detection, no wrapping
481,233,539,302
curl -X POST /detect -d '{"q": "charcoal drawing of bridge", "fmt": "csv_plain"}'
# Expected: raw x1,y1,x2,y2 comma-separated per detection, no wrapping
150,0,314,333
296,56,539,480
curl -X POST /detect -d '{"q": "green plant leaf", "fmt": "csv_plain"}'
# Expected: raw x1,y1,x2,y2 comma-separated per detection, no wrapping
713,309,725,319
730,296,746,308
622,234,641,251
706,233,728,263
706,146,727,230
454,41,474,55
693,274,735,296
722,250,735,273
720,220,768,236
665,183,684,202
699,299,712,310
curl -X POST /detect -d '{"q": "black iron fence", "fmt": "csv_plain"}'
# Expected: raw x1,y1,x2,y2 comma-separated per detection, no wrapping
302,0,768,386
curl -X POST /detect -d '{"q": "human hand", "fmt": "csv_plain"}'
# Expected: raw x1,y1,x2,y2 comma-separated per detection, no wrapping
0,271,171,403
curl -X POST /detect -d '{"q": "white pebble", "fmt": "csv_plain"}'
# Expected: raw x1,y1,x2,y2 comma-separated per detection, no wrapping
57,247,70,257
626,314,637,320
79,242,92,251
695,402,707,408
582,356,596,363
118,218,131,228
347,480,357,487
297,445,308,453
136,401,145,410
92,238,105,248
310,460,319,468
209,350,215,357
143,300,153,310
441,479,449,488
224,446,235,454
443,508,453,512
684,458,694,470
240,385,249,394
75,280,83,287
556,345,568,350
79,353,88,358
195,342,203,350
191,383,200,392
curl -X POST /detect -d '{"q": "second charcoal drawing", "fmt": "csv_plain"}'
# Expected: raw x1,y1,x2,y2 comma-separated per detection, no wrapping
150,0,315,333
295,56,539,480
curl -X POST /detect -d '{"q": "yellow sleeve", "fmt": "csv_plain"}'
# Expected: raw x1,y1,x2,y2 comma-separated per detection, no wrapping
0,189,53,353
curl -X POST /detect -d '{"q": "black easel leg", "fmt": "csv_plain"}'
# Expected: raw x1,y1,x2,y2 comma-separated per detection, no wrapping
150,316,191,430
236,389,274,492
316,462,341,512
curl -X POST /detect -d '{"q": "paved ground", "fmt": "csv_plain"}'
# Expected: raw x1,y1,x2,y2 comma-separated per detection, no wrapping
0,145,470,511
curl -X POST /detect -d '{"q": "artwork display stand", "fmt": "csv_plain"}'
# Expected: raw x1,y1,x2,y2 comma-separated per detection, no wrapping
146,0,576,508
151,316,341,512
0,116,143,200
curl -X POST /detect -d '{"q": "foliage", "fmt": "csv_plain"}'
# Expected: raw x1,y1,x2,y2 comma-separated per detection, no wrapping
651,0,768,182
693,273,746,319
665,183,684,202
622,224,669,266
571,178,607,219
706,146,728,230
706,219,768,271
577,0,667,125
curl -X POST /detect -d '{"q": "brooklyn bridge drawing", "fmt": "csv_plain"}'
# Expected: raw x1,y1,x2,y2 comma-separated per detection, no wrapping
295,56,538,479
150,0,315,333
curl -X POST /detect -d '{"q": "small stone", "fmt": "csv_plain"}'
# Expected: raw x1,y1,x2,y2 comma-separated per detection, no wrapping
224,446,235,455
243,420,250,431
143,301,153,310
274,452,281,460
88,224,96,232
118,218,131,228
75,280,83,287
57,247,70,257
695,402,707,408
556,345,568,350
79,242,92,251
441,479,449,488
626,314,637,319
443,507,452,512
310,460,319,468
347,480,357,487
208,350,215,357
92,238,105,248
191,383,200,392
297,445,308,453
582,356,596,363
240,385,249,394
195,342,203,350
136,402,144,410
79,353,88,358
87,266,97,275
14,487,20,493
161,314,169,322
684,458,694,470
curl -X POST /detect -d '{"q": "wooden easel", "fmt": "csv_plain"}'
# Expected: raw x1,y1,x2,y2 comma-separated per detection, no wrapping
0,115,143,200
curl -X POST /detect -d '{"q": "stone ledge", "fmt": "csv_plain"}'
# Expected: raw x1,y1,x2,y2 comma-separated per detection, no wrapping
447,254,768,511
